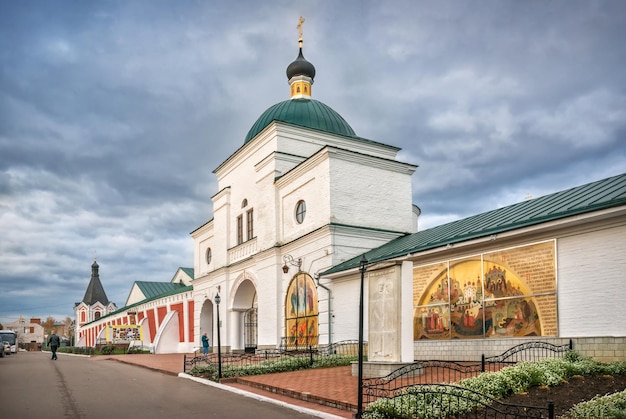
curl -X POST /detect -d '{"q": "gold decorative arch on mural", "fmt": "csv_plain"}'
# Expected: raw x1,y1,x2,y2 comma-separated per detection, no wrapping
285,272,319,347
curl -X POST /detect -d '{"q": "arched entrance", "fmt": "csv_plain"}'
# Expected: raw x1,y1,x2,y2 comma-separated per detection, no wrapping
199,298,214,352
232,278,257,352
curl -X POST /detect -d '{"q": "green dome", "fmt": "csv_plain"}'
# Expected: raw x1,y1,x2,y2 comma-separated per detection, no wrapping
244,99,356,143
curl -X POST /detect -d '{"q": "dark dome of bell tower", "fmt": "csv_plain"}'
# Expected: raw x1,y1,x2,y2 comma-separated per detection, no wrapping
286,48,316,80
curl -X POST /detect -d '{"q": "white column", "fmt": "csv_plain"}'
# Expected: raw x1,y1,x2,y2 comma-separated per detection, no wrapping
401,261,414,363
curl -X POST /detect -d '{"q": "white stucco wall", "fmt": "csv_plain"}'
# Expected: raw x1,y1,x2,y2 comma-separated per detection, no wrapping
331,273,366,343
557,224,626,337
329,151,415,233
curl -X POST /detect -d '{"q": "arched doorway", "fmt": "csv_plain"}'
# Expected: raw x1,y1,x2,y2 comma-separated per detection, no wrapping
232,278,257,352
244,307,257,353
199,298,214,352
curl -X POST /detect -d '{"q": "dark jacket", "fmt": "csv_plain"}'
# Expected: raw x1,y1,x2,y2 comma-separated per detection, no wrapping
48,334,61,347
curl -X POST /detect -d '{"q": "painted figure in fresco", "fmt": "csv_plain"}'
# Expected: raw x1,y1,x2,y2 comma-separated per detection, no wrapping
290,323,298,344
420,308,429,329
297,281,306,315
427,308,444,332
306,283,315,314
288,278,306,315
521,300,531,322
290,287,298,315
464,309,475,326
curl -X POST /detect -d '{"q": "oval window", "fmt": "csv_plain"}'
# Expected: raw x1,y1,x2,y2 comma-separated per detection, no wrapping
205,248,212,265
295,200,306,224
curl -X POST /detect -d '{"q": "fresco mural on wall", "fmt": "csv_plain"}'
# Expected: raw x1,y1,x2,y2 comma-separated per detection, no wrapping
106,324,142,342
449,258,485,338
414,241,556,340
285,272,319,346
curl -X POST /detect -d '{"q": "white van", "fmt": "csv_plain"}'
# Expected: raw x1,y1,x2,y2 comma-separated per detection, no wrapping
0,330,18,354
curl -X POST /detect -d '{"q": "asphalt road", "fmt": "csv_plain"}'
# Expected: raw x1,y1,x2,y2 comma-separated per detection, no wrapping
0,351,320,418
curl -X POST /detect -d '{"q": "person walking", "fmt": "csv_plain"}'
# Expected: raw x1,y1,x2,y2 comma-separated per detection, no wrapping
201,332,210,355
48,331,61,360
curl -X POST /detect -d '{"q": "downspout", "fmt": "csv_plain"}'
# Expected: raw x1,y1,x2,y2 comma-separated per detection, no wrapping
308,251,334,345
314,273,332,345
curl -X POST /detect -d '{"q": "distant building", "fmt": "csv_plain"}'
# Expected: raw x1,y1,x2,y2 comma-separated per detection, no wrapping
74,260,117,346
76,267,194,352
5,316,44,350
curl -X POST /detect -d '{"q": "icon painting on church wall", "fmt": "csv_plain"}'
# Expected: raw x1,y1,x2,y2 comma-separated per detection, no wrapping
413,241,556,340
106,324,142,342
285,272,319,346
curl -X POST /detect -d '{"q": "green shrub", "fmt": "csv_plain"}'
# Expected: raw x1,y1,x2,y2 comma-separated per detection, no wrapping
100,345,116,355
56,346,95,355
189,354,357,381
127,346,149,354
560,389,626,419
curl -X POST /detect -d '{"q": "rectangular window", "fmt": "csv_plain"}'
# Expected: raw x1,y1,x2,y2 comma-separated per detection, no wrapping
246,208,254,240
237,215,243,245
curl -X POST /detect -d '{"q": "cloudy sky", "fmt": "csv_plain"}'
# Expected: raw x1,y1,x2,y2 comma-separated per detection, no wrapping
1,0,625,325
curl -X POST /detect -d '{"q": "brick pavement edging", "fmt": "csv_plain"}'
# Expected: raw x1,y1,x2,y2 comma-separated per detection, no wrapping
234,377,357,412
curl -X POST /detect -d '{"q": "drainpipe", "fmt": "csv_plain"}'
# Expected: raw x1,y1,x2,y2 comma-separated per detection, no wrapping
314,273,333,345
308,250,334,346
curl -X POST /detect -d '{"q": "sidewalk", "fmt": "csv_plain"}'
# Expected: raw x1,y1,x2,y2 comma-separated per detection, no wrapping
94,354,355,418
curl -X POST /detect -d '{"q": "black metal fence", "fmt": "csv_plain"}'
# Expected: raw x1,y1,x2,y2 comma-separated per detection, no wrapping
361,340,572,418
278,335,319,352
481,339,573,372
183,339,361,374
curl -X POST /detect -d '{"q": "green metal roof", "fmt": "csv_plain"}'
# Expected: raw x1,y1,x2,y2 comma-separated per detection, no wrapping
180,267,194,279
135,282,188,300
244,98,356,143
322,172,626,275
84,284,193,326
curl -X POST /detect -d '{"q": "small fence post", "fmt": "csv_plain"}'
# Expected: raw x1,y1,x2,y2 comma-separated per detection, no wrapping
481,353,485,372
183,354,187,373
569,339,573,350
309,346,313,366
548,400,554,419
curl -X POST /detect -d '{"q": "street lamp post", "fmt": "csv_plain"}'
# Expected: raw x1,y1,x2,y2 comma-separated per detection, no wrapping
357,255,368,419
215,293,222,380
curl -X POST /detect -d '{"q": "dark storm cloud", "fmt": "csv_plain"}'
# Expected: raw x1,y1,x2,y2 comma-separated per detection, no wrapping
1,0,625,324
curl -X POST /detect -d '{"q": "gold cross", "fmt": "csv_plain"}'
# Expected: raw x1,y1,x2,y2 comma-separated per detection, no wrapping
297,16,305,40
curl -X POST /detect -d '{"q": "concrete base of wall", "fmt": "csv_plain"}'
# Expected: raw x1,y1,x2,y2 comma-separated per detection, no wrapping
412,336,626,363
351,361,417,378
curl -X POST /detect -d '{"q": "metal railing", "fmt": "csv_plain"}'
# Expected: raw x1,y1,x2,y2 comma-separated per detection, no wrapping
278,335,319,352
183,338,361,374
482,339,573,371
361,340,572,418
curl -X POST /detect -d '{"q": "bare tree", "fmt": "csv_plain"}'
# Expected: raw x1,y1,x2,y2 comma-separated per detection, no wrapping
64,316,73,340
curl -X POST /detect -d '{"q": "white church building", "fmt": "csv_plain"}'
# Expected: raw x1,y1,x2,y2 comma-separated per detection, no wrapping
191,30,418,353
